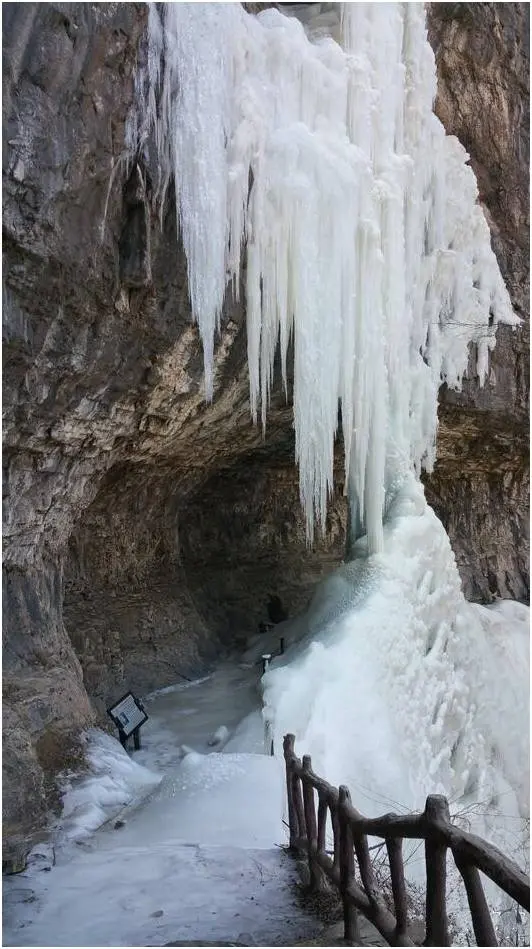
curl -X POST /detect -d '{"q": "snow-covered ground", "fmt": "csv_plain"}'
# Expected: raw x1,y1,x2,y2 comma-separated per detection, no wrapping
3,557,528,947
3,489,528,948
2,663,323,948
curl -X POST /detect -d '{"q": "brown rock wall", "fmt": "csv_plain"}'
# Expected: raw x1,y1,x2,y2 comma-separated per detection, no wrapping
425,2,529,601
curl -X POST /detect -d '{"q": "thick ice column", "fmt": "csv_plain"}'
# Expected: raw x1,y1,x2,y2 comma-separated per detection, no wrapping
132,1,516,552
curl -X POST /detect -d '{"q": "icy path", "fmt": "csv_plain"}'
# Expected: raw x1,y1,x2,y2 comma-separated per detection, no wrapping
3,658,323,948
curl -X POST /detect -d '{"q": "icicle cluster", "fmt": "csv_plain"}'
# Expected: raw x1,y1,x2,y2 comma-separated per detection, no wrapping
132,2,516,551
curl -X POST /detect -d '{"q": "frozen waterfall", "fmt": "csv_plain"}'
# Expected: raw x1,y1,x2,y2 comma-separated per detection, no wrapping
130,2,528,933
131,0,516,549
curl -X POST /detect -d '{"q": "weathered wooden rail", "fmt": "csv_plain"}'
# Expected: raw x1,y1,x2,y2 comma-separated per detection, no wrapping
283,734,529,947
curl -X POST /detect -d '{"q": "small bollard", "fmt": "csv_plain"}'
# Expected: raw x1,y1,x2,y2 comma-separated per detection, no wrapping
279,636,285,655
262,653,272,674
264,718,273,756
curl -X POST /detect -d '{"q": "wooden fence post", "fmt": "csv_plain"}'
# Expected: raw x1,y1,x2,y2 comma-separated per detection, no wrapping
339,785,359,943
353,823,382,908
281,744,528,949
424,795,450,946
283,734,298,849
302,754,317,883
332,804,341,875
386,836,408,939
454,855,498,947
317,791,327,855
293,771,306,846
302,755,328,893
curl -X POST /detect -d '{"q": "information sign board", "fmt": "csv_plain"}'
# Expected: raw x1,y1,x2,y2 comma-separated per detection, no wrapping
107,692,148,742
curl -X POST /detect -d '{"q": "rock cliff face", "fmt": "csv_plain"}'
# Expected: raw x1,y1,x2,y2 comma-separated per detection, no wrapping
2,3,528,853
424,2,529,603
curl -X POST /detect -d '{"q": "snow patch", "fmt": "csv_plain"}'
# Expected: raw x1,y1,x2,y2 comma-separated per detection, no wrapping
58,728,162,841
145,674,213,701
208,724,230,747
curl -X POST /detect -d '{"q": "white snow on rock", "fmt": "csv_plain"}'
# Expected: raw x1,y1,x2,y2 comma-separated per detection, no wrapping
208,724,230,747
58,728,162,841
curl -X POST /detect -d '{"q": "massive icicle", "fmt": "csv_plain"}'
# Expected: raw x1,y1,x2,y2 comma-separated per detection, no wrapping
129,9,528,932
132,2,516,549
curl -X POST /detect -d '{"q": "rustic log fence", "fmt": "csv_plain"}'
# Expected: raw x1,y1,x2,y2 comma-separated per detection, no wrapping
283,734,529,947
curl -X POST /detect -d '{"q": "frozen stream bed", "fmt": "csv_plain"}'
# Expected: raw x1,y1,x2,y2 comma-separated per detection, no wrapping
3,649,324,948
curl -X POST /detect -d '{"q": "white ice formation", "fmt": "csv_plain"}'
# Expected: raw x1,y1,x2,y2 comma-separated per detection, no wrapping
130,1,516,550
260,478,529,937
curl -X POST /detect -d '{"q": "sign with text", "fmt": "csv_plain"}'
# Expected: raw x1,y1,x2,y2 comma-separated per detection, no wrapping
107,692,148,739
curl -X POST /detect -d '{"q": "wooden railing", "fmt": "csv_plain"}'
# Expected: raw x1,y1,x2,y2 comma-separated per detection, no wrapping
283,734,529,947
